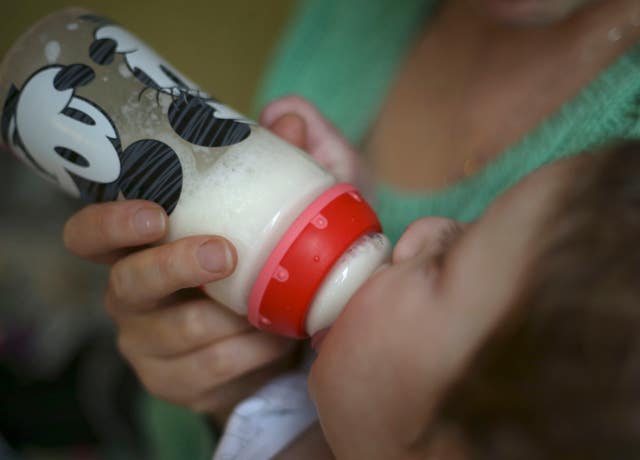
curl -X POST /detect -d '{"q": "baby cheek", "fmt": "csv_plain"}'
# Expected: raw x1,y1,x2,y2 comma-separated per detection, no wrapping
307,281,394,410
307,346,370,455
309,273,439,454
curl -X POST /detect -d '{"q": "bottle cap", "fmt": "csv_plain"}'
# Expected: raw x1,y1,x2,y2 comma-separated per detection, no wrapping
248,184,381,338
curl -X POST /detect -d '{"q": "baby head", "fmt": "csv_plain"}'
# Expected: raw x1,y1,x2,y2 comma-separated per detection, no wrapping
309,142,640,459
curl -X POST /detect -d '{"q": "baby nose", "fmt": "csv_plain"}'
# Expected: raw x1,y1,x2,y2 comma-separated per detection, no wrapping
392,217,461,264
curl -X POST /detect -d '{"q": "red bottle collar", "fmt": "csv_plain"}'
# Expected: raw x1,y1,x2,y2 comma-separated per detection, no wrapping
248,184,381,338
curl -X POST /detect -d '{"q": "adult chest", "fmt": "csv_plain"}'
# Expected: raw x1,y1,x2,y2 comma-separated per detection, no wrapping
364,2,640,191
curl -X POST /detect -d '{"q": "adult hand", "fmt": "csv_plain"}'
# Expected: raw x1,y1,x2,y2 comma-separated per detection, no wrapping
62,95,359,423
64,199,298,422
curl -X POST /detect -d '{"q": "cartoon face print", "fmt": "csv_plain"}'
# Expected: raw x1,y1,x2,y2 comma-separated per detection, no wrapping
86,19,252,147
1,64,121,198
1,64,184,213
118,139,183,213
90,23,198,95
168,94,252,147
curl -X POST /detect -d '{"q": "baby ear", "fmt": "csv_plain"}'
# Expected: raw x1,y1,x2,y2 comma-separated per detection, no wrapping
53,64,95,91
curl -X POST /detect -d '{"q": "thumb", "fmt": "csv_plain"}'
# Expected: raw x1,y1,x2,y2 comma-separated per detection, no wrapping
264,112,307,150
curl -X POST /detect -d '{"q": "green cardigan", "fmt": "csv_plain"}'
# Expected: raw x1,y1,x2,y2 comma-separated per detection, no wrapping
255,0,640,243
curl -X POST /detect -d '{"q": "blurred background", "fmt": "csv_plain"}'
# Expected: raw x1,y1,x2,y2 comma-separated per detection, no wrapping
0,1,295,459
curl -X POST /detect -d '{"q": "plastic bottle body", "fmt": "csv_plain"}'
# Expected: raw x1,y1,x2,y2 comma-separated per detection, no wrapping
175,127,335,313
0,8,391,338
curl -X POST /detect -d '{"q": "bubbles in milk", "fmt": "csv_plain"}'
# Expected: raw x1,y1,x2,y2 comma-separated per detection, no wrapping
119,90,167,137
171,128,335,314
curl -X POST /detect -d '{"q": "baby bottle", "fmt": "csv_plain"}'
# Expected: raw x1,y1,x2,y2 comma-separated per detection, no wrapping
0,8,390,338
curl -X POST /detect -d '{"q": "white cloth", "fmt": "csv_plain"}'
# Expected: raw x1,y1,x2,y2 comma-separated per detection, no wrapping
212,372,318,460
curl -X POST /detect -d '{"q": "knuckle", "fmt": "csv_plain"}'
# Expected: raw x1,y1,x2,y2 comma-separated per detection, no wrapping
155,244,182,284
202,345,237,384
107,262,130,308
159,240,201,289
153,250,177,292
94,206,114,245
176,305,210,348
96,204,130,247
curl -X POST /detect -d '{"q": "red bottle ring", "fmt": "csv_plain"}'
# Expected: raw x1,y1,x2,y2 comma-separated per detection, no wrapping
248,184,381,338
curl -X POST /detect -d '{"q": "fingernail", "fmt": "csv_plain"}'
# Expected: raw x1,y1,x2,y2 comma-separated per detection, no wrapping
133,208,165,236
198,240,232,273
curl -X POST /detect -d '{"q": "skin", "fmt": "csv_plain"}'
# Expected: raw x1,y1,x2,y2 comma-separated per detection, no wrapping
62,0,639,447
62,96,359,422
65,93,574,460
369,0,640,190
307,158,574,459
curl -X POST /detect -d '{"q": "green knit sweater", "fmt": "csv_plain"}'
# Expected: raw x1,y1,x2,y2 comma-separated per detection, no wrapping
255,0,640,244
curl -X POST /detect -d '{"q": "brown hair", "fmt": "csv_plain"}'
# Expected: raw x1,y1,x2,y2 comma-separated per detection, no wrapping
436,142,640,459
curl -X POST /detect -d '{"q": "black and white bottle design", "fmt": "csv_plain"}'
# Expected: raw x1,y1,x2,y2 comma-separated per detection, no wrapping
0,9,391,339
87,18,253,148
1,63,184,213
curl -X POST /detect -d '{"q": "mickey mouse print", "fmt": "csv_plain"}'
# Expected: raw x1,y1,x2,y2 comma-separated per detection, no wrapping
85,15,253,148
0,10,256,215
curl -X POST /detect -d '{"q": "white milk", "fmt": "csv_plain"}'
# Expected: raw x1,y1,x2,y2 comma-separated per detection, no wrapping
169,127,392,335
169,127,335,314
306,233,391,335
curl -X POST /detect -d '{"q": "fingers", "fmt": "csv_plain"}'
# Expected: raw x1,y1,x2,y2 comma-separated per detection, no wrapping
259,95,360,183
106,235,236,313
114,291,300,419
393,217,467,263
189,353,299,417
259,95,338,149
129,330,295,408
267,112,307,150
117,296,253,357
64,200,167,264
